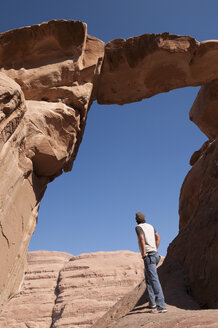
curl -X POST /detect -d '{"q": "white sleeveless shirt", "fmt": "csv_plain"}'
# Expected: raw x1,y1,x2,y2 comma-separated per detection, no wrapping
135,222,157,253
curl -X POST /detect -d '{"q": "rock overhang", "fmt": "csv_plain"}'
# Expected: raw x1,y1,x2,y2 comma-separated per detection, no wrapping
97,33,218,107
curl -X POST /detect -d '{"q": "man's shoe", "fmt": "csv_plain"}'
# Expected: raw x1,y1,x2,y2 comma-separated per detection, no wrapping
150,306,158,314
157,306,167,313
149,304,157,309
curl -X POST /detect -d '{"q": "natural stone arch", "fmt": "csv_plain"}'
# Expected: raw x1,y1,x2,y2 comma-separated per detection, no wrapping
0,20,217,312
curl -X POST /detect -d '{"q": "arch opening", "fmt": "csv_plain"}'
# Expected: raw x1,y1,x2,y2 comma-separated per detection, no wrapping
29,86,206,257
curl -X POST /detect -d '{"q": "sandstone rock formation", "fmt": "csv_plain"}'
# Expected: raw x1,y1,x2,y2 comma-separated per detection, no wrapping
93,258,218,328
97,34,218,104
96,34,218,309
103,305,218,328
190,80,218,140
0,251,72,328
0,250,144,328
0,20,104,312
164,80,218,309
0,20,104,173
0,19,218,316
167,126,218,307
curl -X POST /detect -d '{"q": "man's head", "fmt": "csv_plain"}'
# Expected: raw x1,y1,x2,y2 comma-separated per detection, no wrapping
135,212,146,224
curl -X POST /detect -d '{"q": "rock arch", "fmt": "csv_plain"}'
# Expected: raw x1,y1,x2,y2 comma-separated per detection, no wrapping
0,20,217,312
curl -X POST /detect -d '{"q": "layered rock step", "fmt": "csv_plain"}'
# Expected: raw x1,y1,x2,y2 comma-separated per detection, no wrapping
0,250,144,328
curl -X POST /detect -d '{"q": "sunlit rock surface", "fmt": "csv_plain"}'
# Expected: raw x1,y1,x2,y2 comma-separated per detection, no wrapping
168,121,218,308
97,35,218,105
93,256,218,328
0,20,104,312
166,78,218,309
0,251,144,328
0,19,217,315
190,80,218,139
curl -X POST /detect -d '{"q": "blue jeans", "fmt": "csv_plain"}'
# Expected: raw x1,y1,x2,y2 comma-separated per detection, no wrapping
144,252,166,309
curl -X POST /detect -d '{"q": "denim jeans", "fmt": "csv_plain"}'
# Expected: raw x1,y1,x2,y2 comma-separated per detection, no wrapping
144,252,166,309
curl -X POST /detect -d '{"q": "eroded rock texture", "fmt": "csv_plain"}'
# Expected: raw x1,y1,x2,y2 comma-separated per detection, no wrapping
166,81,218,308
93,260,218,328
96,33,218,309
0,251,144,328
190,80,218,139
97,34,218,105
0,20,104,312
0,20,218,316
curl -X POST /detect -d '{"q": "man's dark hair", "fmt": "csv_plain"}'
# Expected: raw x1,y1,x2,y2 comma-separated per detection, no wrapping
136,212,146,224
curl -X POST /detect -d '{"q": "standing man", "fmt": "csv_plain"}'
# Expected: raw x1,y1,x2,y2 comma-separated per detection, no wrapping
135,211,167,313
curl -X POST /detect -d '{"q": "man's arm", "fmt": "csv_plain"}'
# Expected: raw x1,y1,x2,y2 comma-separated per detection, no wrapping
137,234,147,259
155,232,160,249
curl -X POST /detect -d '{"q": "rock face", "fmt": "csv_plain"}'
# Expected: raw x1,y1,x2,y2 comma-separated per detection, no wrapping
164,79,218,309
0,251,72,328
0,19,218,315
0,20,104,312
97,34,218,104
190,80,218,139
0,20,104,173
166,123,218,307
0,73,34,312
0,250,144,328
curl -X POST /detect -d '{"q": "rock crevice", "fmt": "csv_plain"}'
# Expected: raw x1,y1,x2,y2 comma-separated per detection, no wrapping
0,222,10,247
50,258,71,328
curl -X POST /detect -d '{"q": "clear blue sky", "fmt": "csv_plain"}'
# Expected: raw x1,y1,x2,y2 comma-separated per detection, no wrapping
1,0,215,256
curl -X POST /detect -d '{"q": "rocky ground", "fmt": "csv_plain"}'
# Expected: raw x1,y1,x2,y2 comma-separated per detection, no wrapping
107,304,218,328
93,256,218,328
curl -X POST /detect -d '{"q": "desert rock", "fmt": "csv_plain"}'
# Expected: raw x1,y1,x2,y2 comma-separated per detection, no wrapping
93,257,218,328
0,20,104,312
166,137,218,308
24,100,80,177
105,306,218,328
165,77,218,308
0,72,32,313
190,80,218,139
97,34,218,105
0,19,218,315
0,251,144,328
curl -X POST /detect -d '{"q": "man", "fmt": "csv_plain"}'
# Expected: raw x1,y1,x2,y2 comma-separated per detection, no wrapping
135,211,167,313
